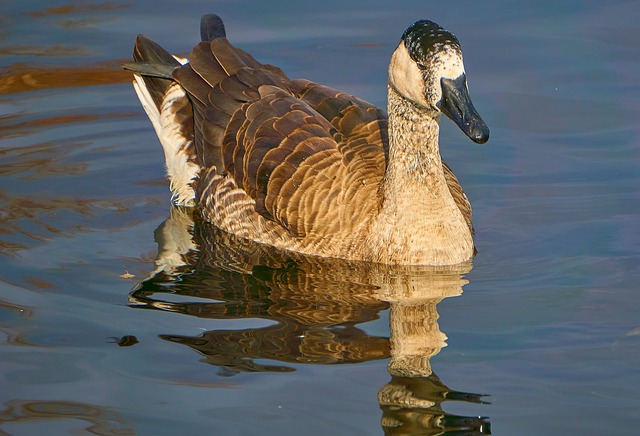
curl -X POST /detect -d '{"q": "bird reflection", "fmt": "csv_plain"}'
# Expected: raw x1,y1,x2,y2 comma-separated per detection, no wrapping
129,207,491,434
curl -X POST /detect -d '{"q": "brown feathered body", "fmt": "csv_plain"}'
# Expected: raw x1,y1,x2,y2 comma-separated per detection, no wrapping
130,15,481,265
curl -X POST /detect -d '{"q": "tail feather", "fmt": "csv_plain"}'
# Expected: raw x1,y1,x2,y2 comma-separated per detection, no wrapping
122,61,176,79
209,38,249,76
200,14,226,41
132,35,182,109
128,34,199,207
127,13,291,207
188,41,227,88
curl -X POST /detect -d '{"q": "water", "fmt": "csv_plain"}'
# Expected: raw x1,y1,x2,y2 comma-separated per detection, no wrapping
1,0,639,434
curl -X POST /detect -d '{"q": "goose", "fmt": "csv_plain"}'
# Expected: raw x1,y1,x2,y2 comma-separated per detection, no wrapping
126,14,489,265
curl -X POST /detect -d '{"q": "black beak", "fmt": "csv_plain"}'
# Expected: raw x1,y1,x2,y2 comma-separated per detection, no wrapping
436,74,489,144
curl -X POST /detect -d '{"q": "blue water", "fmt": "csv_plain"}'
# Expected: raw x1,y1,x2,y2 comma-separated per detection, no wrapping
1,1,639,434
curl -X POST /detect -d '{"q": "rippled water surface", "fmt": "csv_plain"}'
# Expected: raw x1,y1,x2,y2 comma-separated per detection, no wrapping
1,1,639,434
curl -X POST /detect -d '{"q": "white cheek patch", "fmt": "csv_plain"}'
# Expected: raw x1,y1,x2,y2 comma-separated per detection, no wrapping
436,49,465,80
389,43,427,106
430,49,465,104
389,43,466,109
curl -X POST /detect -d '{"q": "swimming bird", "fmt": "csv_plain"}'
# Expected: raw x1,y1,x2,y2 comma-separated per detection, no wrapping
126,14,489,265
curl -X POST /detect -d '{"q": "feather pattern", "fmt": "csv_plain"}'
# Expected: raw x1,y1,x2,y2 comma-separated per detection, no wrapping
129,14,489,265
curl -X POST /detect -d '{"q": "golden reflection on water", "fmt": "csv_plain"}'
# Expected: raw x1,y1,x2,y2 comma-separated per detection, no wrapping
22,2,131,18
0,45,91,57
0,113,132,138
0,399,134,435
0,193,94,255
130,208,491,434
0,62,132,95
0,60,144,256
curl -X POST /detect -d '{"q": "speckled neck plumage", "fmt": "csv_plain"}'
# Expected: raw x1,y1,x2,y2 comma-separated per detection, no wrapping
365,84,474,265
385,83,442,183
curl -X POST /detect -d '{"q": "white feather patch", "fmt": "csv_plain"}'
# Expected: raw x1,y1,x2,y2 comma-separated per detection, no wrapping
133,76,199,206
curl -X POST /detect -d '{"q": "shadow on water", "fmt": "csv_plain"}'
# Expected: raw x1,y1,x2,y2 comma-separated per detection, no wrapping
129,207,491,435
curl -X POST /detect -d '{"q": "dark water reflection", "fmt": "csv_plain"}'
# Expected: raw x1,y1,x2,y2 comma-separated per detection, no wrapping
130,208,490,434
